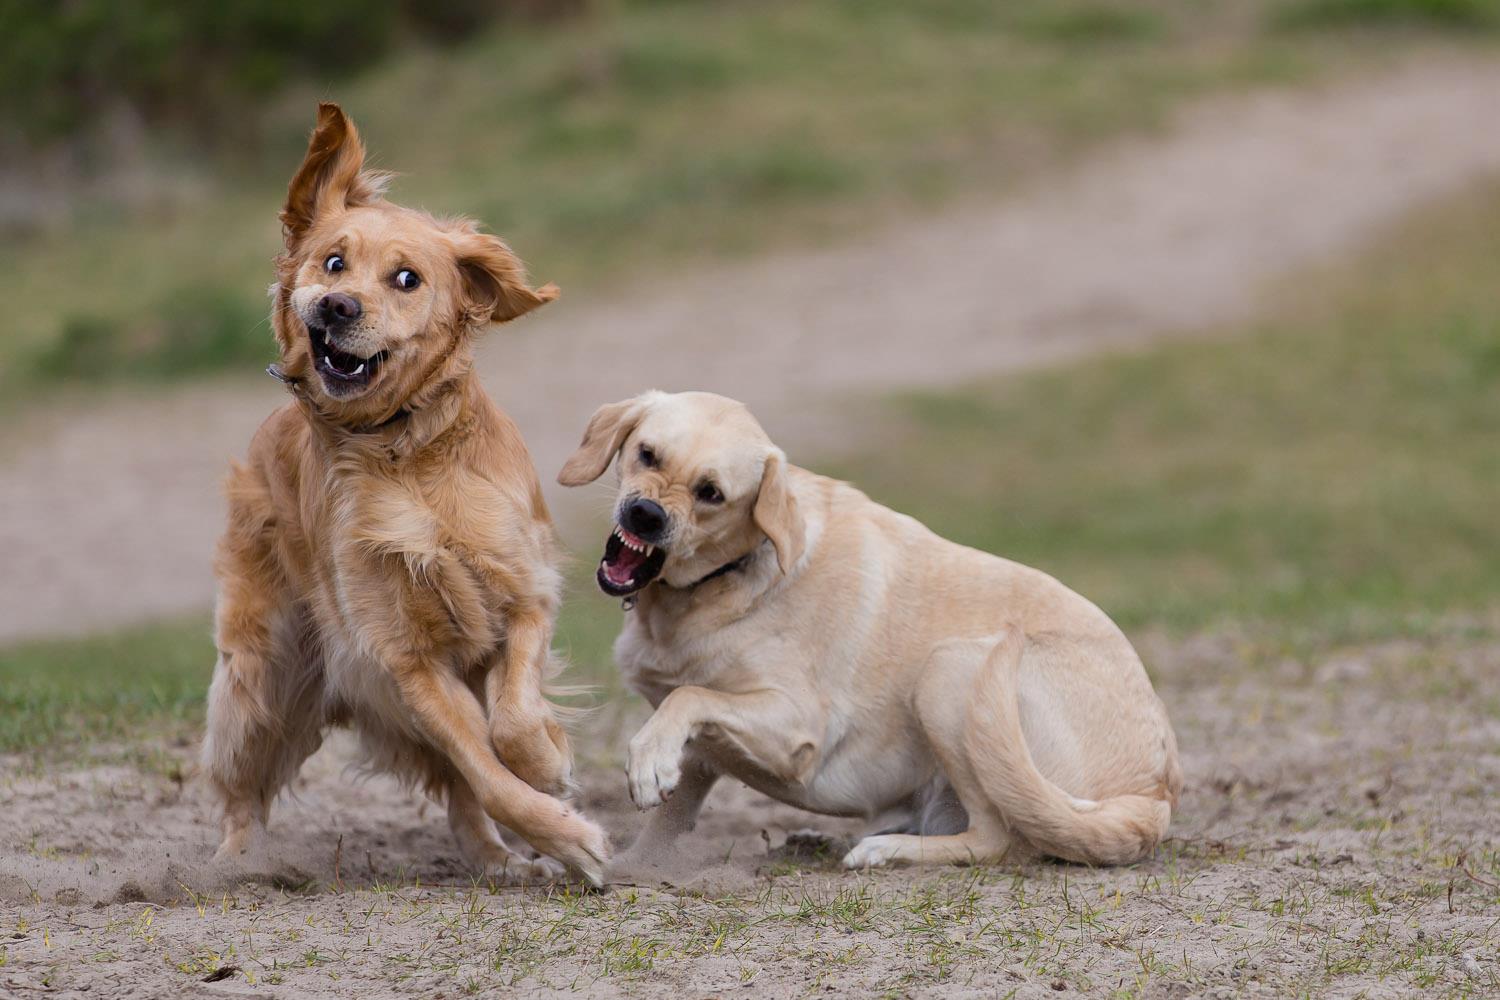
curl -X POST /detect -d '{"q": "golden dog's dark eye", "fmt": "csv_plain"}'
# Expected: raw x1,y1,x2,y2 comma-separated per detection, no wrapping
325,254,344,273
695,481,724,505
395,269,421,291
638,445,658,469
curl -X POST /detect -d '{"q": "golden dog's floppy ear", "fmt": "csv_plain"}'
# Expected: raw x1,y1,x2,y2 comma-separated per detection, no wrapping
281,103,390,249
558,397,647,487
753,451,806,575
455,232,560,325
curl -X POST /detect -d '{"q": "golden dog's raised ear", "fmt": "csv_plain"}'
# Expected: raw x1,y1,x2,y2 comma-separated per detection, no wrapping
558,397,647,487
281,103,390,249
753,450,806,575
455,232,560,325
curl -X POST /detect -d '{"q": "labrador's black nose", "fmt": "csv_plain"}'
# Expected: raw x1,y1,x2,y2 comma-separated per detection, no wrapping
318,292,362,326
621,497,668,542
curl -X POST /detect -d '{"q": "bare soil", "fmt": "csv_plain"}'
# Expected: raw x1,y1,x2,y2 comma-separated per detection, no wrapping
5,57,1500,642
2,631,1497,998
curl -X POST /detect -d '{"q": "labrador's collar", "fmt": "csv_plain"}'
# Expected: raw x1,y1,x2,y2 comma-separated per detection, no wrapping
622,542,764,612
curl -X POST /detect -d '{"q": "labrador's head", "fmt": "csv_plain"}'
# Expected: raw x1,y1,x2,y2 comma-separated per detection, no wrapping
271,103,557,427
558,391,806,598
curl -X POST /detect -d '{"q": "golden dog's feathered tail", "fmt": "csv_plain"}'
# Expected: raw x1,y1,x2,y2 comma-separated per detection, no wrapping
964,629,1172,866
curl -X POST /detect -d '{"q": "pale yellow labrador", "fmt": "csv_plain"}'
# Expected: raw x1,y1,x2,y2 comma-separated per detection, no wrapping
560,391,1181,869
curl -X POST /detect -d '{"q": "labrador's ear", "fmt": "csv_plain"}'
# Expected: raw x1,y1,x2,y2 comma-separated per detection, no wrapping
281,103,391,249
753,451,806,575
558,397,647,487
455,231,559,326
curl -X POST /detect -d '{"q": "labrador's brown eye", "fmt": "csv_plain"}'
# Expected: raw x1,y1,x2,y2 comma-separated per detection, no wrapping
695,481,723,505
638,445,658,469
395,268,421,291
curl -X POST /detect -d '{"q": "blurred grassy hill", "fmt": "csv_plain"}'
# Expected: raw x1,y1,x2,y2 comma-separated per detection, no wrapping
6,0,1497,391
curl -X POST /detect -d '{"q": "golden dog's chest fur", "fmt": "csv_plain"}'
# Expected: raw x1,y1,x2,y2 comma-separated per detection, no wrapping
226,387,560,754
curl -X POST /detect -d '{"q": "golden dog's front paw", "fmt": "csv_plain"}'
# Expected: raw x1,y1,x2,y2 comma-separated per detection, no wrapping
492,712,572,795
532,811,612,888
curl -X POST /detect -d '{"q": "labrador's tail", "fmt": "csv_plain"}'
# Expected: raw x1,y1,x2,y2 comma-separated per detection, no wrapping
964,629,1172,866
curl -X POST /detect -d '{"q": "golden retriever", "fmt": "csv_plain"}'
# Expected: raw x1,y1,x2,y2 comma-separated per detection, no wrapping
201,103,608,884
560,391,1180,870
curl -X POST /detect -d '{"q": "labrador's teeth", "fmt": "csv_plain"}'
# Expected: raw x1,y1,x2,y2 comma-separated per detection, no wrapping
644,545,654,556
352,363,365,376
324,332,332,346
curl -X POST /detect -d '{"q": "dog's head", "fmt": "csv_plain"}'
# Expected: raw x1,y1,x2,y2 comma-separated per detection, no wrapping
558,391,806,598
271,103,557,426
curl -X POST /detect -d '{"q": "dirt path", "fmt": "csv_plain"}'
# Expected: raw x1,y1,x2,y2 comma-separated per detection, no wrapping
5,57,1500,643
3,632,1496,996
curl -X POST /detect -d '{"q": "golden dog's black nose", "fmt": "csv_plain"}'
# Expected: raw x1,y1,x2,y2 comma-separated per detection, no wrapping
318,292,362,326
622,497,668,542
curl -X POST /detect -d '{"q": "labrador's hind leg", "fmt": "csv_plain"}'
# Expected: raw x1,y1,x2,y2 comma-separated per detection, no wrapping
844,829,1011,868
843,636,1013,870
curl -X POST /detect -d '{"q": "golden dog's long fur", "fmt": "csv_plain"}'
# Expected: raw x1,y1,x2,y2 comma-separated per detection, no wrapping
201,104,608,884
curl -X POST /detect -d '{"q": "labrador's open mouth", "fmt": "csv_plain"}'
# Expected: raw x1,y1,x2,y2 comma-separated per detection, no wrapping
309,325,387,388
598,526,666,597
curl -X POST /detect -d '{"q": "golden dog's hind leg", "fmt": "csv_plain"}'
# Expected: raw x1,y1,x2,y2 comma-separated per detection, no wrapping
447,777,564,885
202,604,327,861
202,487,327,862
485,606,572,795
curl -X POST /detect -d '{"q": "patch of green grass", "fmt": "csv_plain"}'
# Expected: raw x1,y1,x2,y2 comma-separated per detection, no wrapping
0,616,214,755
830,181,1500,636
5,0,1374,390
1274,0,1500,31
1017,4,1165,44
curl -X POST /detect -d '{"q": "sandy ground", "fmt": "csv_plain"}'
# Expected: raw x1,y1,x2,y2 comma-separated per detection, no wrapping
2,630,1497,997
5,57,1500,643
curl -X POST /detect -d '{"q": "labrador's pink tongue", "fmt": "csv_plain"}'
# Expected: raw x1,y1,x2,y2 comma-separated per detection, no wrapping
605,546,645,586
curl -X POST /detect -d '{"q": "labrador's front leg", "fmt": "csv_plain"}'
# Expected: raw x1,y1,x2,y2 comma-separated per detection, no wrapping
615,751,719,870
628,685,821,809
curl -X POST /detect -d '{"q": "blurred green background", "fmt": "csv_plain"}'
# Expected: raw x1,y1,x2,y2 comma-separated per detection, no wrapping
3,0,1499,757
7,0,1497,390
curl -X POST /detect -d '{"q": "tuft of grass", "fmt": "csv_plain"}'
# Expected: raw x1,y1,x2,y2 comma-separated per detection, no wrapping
829,180,1500,636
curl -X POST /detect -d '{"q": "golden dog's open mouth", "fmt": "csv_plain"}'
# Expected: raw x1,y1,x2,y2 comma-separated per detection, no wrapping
309,325,388,390
598,526,666,597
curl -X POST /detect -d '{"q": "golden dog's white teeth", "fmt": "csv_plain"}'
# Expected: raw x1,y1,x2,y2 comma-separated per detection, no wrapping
352,363,365,376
